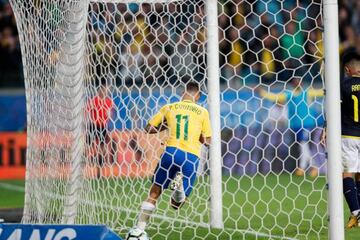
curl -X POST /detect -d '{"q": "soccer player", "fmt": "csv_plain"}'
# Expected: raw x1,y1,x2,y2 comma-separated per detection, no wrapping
87,85,114,167
338,52,360,228
259,77,324,177
132,82,212,234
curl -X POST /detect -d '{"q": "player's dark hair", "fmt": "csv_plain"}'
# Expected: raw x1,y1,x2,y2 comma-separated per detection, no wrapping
342,51,360,67
186,81,200,93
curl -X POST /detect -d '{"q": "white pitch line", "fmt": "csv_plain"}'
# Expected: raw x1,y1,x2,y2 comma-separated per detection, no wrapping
0,182,25,192
0,182,297,240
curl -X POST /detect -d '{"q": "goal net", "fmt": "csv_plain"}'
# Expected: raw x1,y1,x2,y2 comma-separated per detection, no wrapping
11,0,327,239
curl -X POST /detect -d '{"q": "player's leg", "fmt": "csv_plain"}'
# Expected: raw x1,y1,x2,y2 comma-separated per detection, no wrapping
342,138,360,228
171,151,199,210
127,183,161,238
355,143,360,215
93,124,105,177
136,148,176,230
299,141,310,168
308,127,322,177
355,172,360,207
129,131,143,162
98,124,110,164
136,184,162,231
343,172,360,228
313,127,327,175
170,172,186,209
102,126,113,164
296,129,310,176
168,149,186,209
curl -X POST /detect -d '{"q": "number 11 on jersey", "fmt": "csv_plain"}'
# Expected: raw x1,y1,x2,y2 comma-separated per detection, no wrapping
352,95,359,122
176,114,189,140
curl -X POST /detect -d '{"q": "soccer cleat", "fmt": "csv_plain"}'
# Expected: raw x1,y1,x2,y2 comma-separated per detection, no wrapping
126,228,149,240
309,167,318,178
170,172,183,191
294,168,305,176
345,214,359,229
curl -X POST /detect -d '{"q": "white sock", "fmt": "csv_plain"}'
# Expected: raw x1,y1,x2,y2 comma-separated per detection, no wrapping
136,201,155,231
352,209,360,216
299,141,311,170
171,185,186,203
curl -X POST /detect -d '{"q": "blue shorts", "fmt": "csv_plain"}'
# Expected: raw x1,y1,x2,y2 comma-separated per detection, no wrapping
153,147,199,197
296,128,311,142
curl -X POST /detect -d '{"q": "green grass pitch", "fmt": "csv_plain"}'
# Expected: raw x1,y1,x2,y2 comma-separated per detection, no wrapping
1,175,360,240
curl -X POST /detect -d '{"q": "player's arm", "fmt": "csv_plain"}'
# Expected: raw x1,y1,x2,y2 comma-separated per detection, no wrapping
145,124,159,134
145,121,168,134
145,106,168,134
199,134,211,146
320,120,327,145
259,89,286,104
308,88,324,98
201,110,212,146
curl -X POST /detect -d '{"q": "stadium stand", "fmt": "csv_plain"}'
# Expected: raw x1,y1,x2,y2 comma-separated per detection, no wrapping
0,0,22,88
0,0,359,89
0,0,360,177
0,1,357,86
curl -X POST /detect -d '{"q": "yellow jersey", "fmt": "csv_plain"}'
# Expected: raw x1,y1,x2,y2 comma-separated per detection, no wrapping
148,100,212,157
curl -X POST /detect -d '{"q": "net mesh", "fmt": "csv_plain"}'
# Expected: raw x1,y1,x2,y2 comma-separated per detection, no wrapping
11,0,327,239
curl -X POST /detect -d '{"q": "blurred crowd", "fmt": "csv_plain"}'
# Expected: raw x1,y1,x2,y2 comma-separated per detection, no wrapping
0,0,359,88
87,1,324,87
339,0,360,54
87,2,207,86
219,0,324,85
0,0,22,88
0,0,359,176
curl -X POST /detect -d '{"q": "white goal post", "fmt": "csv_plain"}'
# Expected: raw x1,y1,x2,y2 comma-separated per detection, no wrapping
9,0,344,239
323,0,344,239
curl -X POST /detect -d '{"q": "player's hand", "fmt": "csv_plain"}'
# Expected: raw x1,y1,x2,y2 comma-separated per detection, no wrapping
199,134,211,146
320,128,326,146
199,134,205,144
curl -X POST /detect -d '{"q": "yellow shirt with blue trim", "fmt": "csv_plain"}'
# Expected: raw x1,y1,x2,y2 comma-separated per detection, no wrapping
148,100,212,157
